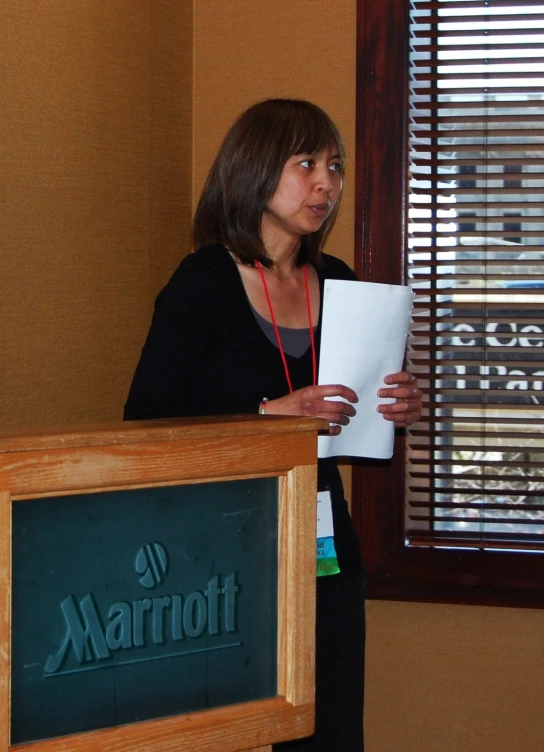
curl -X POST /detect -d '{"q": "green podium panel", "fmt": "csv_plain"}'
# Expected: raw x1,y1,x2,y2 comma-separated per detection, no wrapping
11,478,278,744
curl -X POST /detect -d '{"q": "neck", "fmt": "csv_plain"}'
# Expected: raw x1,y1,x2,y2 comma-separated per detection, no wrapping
262,237,302,278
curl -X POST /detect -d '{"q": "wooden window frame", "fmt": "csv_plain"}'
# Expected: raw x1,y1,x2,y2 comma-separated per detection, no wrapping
352,0,544,608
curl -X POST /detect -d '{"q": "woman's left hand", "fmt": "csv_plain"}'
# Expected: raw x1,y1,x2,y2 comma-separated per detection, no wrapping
376,371,422,428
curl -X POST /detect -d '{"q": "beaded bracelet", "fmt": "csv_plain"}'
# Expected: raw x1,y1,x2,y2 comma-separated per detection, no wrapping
259,398,268,415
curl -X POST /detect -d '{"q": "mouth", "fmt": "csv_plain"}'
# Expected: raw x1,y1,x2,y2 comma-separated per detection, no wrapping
308,203,330,218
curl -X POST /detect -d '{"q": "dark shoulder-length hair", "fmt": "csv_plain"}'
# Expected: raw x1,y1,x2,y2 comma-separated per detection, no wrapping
193,98,345,268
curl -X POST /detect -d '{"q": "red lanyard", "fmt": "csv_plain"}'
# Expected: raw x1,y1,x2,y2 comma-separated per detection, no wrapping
255,261,317,393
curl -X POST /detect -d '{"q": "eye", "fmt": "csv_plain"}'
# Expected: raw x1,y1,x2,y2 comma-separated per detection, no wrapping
299,158,315,169
329,161,343,173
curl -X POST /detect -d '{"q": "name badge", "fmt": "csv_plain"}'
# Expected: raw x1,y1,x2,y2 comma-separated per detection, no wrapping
316,490,340,577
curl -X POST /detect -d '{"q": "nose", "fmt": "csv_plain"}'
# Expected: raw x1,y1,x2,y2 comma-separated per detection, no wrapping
316,165,333,193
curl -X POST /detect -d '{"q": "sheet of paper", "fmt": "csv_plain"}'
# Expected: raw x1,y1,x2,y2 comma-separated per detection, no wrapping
317,279,414,459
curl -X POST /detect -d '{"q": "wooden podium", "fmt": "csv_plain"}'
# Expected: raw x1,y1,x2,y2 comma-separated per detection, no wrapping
0,415,324,752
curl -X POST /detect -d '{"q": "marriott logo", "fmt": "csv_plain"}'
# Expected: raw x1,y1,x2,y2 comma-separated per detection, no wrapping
45,542,240,676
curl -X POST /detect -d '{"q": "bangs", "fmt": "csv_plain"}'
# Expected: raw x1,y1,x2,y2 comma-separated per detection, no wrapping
288,112,344,160
253,99,345,165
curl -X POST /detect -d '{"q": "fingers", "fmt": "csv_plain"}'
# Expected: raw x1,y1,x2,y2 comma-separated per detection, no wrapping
379,372,421,401
299,385,358,423
378,386,422,412
301,395,356,425
378,402,421,426
383,370,415,386
267,385,359,429
381,371,417,392
378,397,422,427
317,400,356,426
312,384,359,404
299,385,358,435
378,384,421,400
378,372,422,427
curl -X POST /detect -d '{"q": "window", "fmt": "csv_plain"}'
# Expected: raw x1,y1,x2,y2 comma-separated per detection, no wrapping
458,210,477,232
353,0,544,606
504,164,523,190
502,211,522,243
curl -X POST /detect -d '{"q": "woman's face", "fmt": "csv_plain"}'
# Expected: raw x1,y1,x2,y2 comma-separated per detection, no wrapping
261,145,343,247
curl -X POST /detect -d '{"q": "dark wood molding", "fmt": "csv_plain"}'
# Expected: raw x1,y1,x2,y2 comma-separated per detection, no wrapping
354,0,409,285
353,0,410,573
352,0,544,609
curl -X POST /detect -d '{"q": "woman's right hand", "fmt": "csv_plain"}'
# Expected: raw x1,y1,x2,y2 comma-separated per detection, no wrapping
264,385,358,435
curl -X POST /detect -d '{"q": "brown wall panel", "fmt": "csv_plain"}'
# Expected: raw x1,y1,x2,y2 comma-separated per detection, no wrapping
149,2,194,304
1,1,193,428
366,601,544,752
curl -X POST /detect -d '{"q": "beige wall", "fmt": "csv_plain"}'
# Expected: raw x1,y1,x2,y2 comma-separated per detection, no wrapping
366,601,544,752
2,3,543,751
1,0,192,428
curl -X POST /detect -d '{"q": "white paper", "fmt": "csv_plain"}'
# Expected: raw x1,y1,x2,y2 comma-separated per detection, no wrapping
317,279,414,459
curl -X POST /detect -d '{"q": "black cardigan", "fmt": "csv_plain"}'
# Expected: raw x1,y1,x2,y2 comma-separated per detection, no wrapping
124,243,362,575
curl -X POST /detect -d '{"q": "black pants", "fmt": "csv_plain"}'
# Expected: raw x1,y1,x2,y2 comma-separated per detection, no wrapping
274,571,366,752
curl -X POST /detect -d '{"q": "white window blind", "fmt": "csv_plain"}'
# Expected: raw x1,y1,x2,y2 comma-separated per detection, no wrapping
406,0,544,548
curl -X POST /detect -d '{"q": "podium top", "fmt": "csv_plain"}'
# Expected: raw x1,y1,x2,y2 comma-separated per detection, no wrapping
0,415,328,454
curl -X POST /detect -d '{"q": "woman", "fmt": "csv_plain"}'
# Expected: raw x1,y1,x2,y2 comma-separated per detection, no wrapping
124,98,422,750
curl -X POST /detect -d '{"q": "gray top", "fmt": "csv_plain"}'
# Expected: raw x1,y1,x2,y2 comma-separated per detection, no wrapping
250,302,316,358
